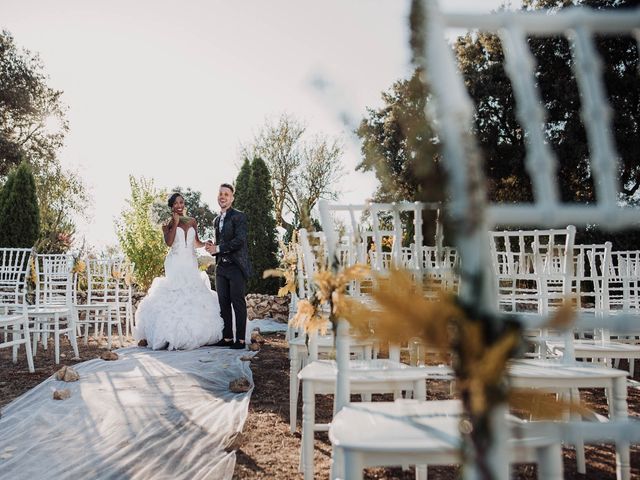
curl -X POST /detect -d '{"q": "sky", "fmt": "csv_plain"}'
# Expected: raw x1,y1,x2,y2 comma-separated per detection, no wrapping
1,0,521,250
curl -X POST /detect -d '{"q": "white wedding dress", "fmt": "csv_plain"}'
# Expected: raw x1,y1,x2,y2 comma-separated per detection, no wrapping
134,226,224,350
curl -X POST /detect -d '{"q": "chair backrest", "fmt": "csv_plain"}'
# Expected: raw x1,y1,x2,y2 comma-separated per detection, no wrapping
419,1,640,475
489,226,576,314
34,254,74,307
84,257,127,305
604,249,640,334
0,248,32,310
420,0,640,331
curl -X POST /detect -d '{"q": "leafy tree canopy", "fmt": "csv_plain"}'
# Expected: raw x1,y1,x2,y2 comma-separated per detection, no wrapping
1,30,89,252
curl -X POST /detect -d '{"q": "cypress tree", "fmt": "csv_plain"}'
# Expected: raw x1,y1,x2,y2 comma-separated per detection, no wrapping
233,158,252,214
246,157,280,294
0,162,40,248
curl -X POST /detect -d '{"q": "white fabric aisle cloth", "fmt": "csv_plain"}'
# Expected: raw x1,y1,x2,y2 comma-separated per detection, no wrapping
0,345,257,480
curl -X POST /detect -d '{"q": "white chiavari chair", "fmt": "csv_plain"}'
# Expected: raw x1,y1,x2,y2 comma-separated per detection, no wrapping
0,248,34,373
29,254,79,364
288,229,376,435
607,250,640,367
74,257,124,349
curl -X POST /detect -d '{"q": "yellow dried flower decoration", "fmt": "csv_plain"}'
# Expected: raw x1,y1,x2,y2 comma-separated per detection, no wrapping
263,235,305,298
338,266,584,422
72,260,86,274
111,267,122,280
29,256,37,286
509,389,591,420
290,299,329,335
314,264,370,305
263,268,298,297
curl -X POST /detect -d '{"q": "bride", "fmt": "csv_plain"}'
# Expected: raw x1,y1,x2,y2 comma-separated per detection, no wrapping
134,192,224,350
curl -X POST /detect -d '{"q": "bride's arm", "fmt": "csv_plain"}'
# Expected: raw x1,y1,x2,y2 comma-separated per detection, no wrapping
163,212,180,246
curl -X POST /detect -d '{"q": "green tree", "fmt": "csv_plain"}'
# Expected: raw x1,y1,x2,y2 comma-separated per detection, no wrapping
115,176,167,291
0,162,40,248
246,157,280,294
1,30,89,252
363,0,639,246
233,158,252,214
455,0,639,246
356,69,442,203
243,114,343,231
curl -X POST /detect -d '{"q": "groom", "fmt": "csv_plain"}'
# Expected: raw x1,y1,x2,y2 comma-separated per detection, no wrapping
205,183,252,350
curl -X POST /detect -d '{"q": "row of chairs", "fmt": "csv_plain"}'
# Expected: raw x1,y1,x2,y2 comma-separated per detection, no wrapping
297,2,640,479
490,226,640,375
298,202,640,479
0,248,134,373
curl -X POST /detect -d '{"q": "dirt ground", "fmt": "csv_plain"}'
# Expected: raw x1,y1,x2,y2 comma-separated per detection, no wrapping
0,335,136,410
234,333,640,480
1,332,639,479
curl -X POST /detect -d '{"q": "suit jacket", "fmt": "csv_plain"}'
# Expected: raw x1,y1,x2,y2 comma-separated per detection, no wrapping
213,208,252,279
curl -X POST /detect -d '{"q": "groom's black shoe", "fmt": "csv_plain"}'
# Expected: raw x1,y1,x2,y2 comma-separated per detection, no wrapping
230,340,246,350
213,339,234,347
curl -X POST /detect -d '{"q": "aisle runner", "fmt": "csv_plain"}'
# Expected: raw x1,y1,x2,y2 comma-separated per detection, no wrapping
0,346,256,480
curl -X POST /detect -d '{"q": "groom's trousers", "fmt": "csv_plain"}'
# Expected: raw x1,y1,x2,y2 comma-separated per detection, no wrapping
216,263,247,342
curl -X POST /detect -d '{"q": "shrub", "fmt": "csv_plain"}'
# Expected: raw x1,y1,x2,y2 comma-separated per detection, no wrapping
0,162,40,248
115,176,167,291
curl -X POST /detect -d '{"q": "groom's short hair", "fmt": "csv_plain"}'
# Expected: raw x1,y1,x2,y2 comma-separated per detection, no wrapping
220,183,234,193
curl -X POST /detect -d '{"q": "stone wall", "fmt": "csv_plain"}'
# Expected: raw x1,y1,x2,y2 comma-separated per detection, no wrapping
129,290,289,323
246,293,290,322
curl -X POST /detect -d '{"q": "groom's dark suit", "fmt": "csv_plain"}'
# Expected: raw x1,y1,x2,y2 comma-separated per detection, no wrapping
213,208,252,343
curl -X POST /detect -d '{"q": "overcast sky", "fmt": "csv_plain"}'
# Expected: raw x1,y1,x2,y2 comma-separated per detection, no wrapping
1,0,521,249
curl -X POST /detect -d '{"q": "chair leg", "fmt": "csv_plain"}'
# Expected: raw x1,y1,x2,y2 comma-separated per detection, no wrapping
342,450,365,480
42,325,48,351
416,465,428,480
23,323,34,373
117,316,124,348
106,309,112,350
69,323,80,358
290,348,300,433
32,322,39,357
12,326,18,363
54,313,61,364
570,388,586,475
83,315,90,345
534,442,563,480
330,447,344,480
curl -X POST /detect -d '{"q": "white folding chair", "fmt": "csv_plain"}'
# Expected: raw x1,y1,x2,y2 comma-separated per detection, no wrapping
550,244,640,376
288,228,376,434
607,250,640,364
74,257,124,349
0,248,34,373
489,227,576,315
111,260,135,337
29,254,79,364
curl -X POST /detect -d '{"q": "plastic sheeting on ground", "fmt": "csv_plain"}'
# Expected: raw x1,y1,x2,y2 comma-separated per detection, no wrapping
0,345,256,480
249,318,288,334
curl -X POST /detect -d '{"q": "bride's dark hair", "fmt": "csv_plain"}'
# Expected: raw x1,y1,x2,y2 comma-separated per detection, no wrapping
167,192,183,208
